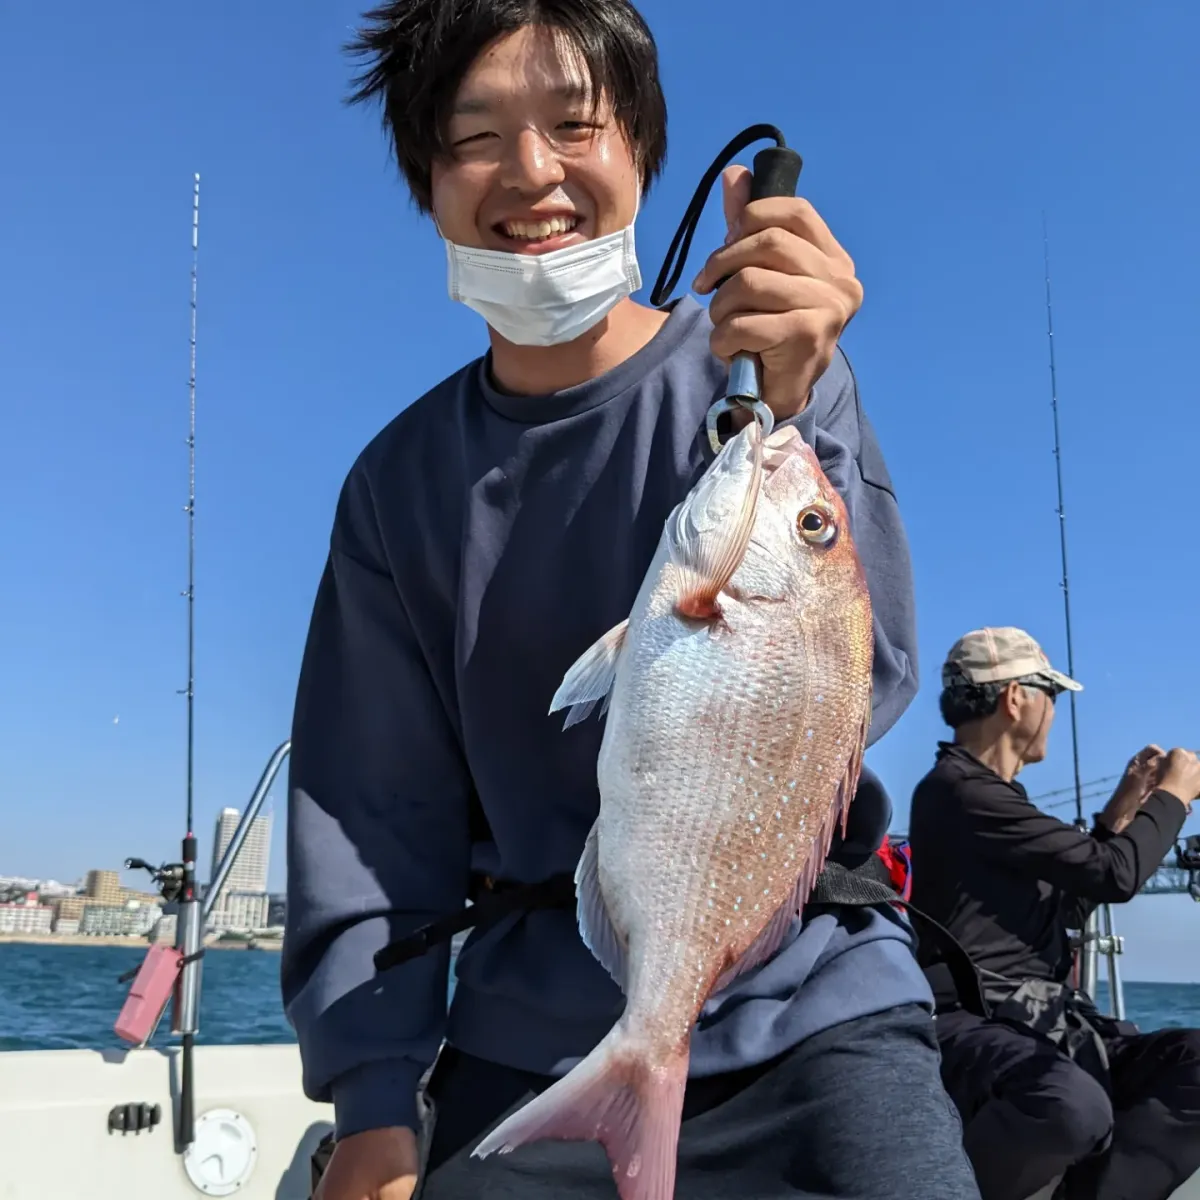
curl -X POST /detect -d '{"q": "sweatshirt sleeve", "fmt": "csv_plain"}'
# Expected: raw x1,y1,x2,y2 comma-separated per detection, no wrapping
794,348,919,747
281,460,472,1138
959,773,1187,903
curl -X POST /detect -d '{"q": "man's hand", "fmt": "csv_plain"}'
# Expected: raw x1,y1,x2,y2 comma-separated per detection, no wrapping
1120,744,1167,800
314,1127,420,1200
692,165,864,422
1099,744,1169,833
1158,748,1200,809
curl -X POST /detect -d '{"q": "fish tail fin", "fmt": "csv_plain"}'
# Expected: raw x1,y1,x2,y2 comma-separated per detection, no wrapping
472,1026,689,1200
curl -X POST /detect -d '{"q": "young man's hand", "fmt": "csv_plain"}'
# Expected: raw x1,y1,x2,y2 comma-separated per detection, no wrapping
692,165,864,422
314,1127,420,1200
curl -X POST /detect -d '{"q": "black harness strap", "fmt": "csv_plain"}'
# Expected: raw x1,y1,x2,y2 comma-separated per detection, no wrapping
373,850,989,1018
808,853,900,906
812,857,990,1019
376,783,989,1018
373,873,575,973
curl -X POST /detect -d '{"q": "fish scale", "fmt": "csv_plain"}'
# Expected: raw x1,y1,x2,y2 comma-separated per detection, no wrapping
474,421,874,1198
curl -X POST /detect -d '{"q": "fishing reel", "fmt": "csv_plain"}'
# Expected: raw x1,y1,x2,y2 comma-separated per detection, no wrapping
124,856,186,905
1177,835,1200,871
1176,836,1200,901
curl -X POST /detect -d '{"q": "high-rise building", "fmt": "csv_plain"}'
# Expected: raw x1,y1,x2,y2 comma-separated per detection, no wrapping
210,809,239,885
207,807,271,931
85,869,122,905
209,807,271,893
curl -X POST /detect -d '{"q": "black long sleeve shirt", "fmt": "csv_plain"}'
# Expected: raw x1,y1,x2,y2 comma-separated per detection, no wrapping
908,742,1187,1007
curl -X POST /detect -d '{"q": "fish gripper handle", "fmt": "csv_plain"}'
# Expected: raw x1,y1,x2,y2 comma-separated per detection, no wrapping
748,145,804,202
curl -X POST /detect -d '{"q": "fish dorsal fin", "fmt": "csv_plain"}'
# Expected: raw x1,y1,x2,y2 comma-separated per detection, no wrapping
549,619,630,730
669,420,765,620
574,819,628,992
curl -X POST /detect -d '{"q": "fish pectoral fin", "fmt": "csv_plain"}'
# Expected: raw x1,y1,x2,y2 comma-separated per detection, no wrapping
549,619,630,730
669,418,765,621
574,820,628,992
710,876,805,996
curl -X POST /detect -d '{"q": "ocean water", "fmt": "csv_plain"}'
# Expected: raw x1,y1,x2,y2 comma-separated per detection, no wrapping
1,942,1199,1053
0,944,295,1052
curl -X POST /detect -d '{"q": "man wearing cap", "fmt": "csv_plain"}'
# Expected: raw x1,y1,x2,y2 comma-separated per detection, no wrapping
908,626,1200,1200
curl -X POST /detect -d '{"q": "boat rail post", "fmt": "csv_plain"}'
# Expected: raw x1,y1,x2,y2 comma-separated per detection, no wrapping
1076,902,1125,1018
1079,908,1100,1002
1100,902,1126,1019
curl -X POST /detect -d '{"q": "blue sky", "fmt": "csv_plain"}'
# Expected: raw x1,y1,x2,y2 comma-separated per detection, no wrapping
2,1,1197,981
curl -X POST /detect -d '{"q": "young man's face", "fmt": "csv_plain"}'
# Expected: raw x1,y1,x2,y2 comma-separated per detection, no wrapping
430,25,641,255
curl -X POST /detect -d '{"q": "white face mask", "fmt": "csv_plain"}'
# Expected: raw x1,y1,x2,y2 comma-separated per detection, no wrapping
442,211,642,348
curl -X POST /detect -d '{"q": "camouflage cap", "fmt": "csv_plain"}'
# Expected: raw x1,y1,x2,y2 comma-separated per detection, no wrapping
942,626,1083,693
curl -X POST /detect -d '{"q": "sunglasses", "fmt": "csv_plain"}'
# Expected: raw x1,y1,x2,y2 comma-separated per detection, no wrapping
1022,680,1060,704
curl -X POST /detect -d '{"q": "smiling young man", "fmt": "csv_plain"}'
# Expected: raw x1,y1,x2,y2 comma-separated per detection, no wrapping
283,2,981,1198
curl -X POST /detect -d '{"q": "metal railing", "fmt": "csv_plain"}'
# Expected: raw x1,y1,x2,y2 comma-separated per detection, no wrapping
201,739,292,925
166,739,291,1150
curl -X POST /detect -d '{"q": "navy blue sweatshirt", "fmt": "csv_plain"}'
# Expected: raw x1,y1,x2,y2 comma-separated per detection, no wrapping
282,297,931,1138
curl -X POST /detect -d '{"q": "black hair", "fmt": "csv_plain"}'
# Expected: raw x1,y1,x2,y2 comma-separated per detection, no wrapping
938,674,1007,731
346,0,669,212
939,671,1058,730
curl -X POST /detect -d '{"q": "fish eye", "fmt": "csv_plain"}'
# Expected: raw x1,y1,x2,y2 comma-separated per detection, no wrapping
796,505,837,547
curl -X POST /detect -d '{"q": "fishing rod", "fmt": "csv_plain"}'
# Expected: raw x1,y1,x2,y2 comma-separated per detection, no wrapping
171,170,203,1151
1042,216,1086,831
184,172,198,843
121,175,204,1150
1044,222,1128,1017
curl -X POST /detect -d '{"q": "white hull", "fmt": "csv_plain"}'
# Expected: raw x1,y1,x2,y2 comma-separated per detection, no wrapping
0,1042,332,1199
0,1041,1196,1199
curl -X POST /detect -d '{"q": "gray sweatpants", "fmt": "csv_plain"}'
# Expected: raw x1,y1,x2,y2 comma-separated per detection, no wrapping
414,1003,981,1198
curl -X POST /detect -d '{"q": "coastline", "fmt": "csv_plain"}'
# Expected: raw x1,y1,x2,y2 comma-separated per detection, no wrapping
0,933,282,952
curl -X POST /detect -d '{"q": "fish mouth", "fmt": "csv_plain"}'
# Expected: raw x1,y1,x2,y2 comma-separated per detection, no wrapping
703,422,808,505
756,423,807,474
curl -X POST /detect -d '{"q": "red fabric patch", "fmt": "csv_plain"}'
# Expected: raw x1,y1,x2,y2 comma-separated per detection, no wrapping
876,835,913,904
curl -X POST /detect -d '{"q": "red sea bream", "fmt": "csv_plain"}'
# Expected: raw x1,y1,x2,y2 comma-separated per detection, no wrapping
472,419,875,1199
